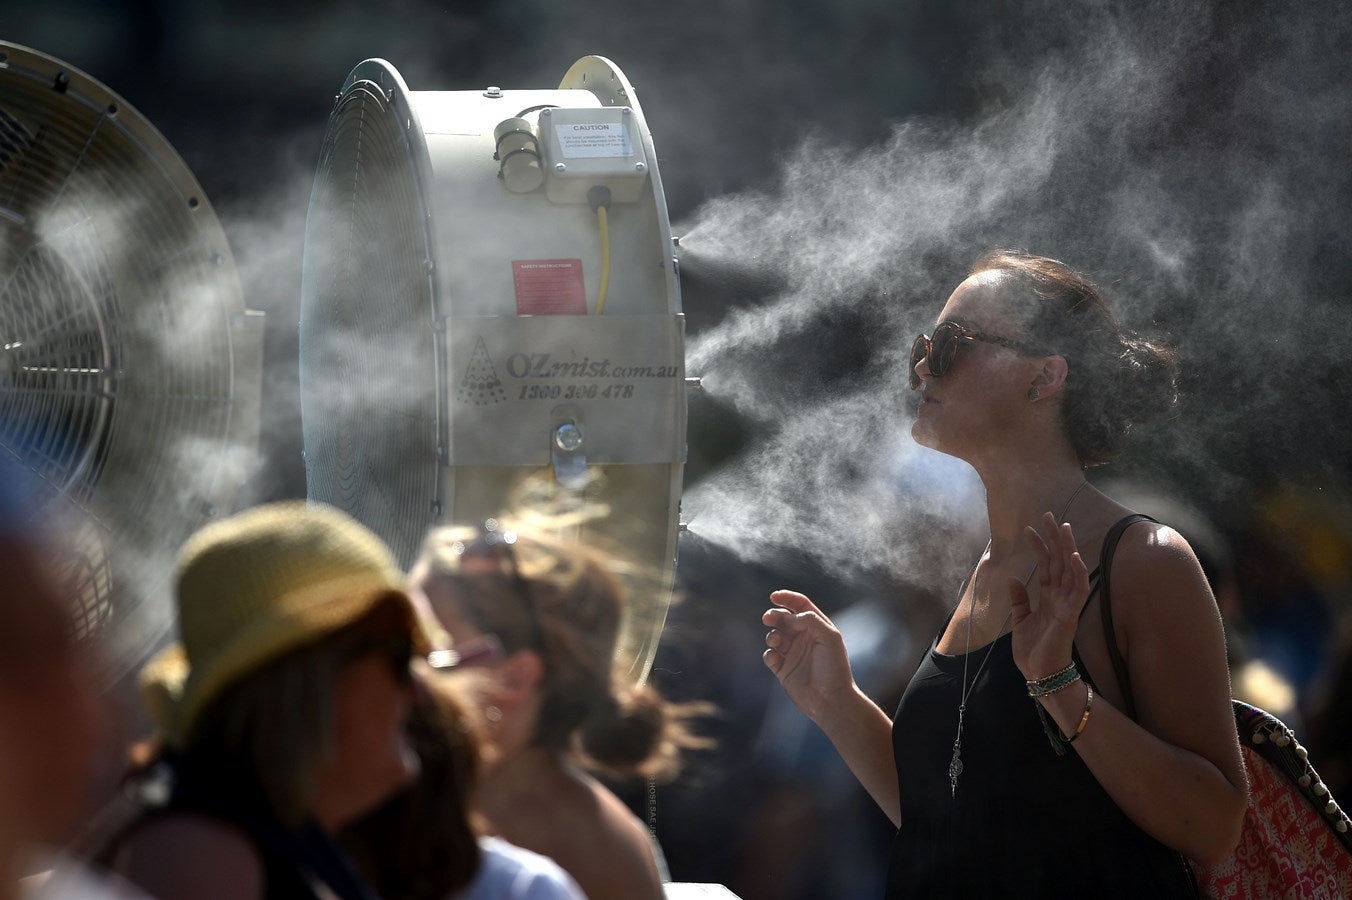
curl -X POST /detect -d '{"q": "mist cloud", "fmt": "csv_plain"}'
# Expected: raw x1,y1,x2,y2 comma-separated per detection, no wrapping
676,0,1352,580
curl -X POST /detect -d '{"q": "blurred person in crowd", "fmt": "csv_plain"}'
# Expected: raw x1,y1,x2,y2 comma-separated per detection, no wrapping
342,665,584,899
1243,481,1352,698
409,518,710,900
1231,521,1337,703
93,501,435,900
737,596,914,899
762,251,1247,896
0,471,135,899
729,517,971,898
1305,628,1352,806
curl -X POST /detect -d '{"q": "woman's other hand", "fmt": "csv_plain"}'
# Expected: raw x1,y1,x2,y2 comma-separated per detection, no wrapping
1009,512,1091,682
762,590,857,724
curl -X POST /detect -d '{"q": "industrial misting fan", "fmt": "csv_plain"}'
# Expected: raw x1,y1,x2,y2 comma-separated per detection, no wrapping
0,42,264,682
300,57,687,682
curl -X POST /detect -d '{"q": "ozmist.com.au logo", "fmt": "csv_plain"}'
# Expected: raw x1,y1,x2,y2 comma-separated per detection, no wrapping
456,337,678,407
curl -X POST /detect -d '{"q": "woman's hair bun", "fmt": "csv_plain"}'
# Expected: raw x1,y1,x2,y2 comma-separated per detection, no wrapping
578,681,713,782
973,250,1181,466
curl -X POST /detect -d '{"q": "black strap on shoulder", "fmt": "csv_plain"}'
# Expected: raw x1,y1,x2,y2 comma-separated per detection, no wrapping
1098,513,1158,723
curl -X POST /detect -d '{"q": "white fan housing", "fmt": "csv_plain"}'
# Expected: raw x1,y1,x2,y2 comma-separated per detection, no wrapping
300,56,686,682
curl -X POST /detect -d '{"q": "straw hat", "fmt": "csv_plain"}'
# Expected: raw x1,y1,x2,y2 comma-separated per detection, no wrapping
141,501,440,745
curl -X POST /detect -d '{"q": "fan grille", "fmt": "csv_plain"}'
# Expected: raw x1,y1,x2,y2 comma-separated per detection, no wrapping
0,43,260,681
301,76,439,568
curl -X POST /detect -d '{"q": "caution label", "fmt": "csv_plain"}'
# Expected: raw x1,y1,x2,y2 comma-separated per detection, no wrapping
554,122,632,159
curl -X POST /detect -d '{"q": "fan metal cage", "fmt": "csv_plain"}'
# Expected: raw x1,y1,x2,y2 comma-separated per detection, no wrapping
300,70,441,570
0,42,264,682
301,57,686,683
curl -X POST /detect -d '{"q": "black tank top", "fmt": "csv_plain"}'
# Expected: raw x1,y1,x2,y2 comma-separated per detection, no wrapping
885,564,1198,897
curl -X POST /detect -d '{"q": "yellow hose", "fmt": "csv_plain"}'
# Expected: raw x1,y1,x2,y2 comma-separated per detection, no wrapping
594,205,611,315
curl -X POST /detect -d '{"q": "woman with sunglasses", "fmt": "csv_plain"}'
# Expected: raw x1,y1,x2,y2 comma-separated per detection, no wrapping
94,502,436,900
408,520,709,900
763,251,1246,896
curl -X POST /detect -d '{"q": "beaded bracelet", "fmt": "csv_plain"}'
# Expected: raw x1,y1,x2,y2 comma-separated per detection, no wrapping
1026,662,1081,698
1061,684,1094,744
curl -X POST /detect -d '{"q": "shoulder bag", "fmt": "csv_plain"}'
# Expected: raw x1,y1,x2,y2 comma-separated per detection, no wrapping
1098,514,1352,899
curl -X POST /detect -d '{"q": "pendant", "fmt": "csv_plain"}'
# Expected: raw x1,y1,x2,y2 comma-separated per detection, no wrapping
949,737,963,799
949,703,966,799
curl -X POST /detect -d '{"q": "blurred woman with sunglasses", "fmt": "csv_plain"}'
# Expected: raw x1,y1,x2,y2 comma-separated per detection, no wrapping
409,520,709,900
762,251,1246,896
95,502,435,900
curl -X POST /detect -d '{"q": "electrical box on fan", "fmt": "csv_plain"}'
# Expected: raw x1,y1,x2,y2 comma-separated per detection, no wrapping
538,106,649,204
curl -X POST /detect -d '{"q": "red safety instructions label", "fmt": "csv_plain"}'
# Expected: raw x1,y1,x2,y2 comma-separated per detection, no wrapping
511,259,587,315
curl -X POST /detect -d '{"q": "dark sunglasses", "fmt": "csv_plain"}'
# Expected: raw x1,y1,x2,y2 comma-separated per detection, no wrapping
908,320,1044,390
450,520,547,655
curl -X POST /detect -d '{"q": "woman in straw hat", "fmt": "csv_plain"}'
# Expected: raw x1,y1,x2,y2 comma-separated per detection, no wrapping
99,501,439,900
408,518,710,900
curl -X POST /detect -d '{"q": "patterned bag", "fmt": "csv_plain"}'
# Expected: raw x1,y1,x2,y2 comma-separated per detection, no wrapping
1199,702,1352,898
1098,515,1352,899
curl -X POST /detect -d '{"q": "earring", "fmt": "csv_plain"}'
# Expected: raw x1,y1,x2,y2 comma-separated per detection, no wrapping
484,704,503,725
1028,387,1040,401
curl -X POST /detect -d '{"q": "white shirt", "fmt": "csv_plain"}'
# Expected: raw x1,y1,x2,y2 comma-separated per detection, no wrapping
452,836,585,900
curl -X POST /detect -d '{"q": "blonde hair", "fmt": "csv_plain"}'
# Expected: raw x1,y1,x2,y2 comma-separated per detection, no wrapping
415,520,710,781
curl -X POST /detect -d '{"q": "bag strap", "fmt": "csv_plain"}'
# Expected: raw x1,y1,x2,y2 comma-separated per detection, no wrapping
1097,513,1205,895
1098,515,1352,852
1232,700,1352,854
1098,513,1158,722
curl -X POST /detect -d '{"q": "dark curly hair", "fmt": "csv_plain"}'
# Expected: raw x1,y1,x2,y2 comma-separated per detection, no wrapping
971,250,1180,466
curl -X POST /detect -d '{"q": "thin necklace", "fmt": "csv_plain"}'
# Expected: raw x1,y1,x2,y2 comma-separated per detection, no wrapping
948,478,1089,800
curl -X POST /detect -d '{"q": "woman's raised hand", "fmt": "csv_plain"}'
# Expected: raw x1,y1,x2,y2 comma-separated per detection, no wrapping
1009,512,1091,682
762,590,857,724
